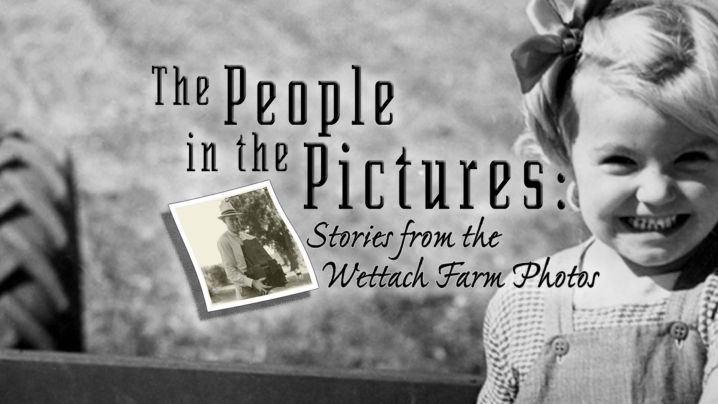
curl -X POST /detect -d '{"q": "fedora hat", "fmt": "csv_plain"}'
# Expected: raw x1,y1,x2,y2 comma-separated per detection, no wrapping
217,199,240,219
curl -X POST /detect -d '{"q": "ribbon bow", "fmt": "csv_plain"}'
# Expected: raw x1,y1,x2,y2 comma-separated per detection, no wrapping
511,0,612,94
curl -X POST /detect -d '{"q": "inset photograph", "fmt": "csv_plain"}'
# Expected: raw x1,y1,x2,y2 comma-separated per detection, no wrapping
169,181,317,311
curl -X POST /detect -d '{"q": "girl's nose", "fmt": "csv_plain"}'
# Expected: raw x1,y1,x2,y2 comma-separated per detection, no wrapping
635,168,676,206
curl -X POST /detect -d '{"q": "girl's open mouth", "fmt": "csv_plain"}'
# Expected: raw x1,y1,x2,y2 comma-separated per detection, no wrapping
620,214,689,233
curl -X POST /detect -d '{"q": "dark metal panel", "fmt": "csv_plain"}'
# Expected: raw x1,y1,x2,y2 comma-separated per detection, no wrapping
0,350,482,403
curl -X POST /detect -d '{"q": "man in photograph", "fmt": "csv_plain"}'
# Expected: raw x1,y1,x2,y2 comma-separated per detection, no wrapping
216,199,271,299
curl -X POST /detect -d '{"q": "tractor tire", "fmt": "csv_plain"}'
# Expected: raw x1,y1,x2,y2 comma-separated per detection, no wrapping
0,130,82,351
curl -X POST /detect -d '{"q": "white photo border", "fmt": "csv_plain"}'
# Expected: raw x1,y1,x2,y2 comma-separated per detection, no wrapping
169,180,319,311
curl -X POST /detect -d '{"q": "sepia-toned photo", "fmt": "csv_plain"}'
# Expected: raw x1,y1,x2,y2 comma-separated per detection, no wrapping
169,181,318,311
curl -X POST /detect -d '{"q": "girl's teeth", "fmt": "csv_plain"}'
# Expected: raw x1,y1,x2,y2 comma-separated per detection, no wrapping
626,216,678,231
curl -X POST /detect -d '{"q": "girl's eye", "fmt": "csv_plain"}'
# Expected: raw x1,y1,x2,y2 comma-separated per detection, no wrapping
601,155,635,165
676,151,711,164
599,155,637,173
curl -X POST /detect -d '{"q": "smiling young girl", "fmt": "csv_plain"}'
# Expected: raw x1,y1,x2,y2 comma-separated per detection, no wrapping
478,0,718,402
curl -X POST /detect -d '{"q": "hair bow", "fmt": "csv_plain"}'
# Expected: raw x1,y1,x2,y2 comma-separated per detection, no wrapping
511,0,612,94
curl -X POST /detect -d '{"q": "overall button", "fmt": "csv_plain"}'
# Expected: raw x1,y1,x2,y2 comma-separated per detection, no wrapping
552,337,570,356
670,321,689,341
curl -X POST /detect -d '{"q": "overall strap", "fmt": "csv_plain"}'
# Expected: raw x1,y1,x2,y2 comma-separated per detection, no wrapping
544,287,573,336
543,239,593,337
667,228,718,324
665,283,704,324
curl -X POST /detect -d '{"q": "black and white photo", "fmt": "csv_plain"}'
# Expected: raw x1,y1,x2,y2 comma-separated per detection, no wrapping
170,181,317,311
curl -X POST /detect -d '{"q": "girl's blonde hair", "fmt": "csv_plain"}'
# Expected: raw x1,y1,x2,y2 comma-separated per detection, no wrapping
519,0,718,169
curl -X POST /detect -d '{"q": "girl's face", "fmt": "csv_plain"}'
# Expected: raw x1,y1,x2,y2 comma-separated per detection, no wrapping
571,89,718,271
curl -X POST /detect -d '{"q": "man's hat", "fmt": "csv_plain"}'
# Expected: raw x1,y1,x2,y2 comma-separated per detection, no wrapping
218,199,240,219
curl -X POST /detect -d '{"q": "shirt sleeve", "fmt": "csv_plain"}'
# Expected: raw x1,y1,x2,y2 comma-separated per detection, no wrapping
217,235,253,288
477,289,519,404
702,339,718,404
701,274,718,402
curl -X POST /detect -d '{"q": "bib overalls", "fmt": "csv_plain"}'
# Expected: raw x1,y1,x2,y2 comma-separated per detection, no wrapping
514,243,710,404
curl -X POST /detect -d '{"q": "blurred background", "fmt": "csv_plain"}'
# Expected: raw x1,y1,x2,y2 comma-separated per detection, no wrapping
2,0,587,377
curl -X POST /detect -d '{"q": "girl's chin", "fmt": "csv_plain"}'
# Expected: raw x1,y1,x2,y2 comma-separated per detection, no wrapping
616,246,692,274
